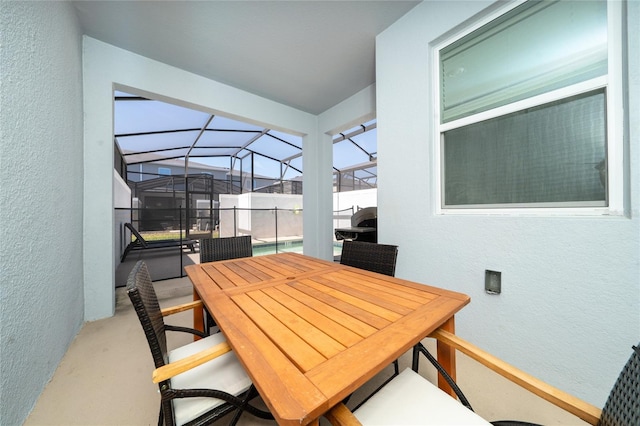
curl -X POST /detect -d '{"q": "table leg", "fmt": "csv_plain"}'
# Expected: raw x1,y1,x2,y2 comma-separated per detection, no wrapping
193,289,204,341
436,316,457,397
325,403,361,425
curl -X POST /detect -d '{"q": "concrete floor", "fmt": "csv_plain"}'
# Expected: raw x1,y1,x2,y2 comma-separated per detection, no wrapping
25,276,591,425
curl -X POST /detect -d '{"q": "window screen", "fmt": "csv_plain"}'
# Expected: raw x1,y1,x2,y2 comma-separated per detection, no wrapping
443,90,606,207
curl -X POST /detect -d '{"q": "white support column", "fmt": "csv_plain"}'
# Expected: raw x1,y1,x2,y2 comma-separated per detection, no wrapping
314,84,376,260
83,41,116,320
302,129,334,260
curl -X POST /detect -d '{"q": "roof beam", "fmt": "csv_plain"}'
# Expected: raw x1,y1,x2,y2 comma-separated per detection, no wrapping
185,115,215,172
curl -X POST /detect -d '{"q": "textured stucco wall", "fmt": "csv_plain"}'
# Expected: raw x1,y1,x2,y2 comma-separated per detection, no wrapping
0,2,84,424
376,0,639,409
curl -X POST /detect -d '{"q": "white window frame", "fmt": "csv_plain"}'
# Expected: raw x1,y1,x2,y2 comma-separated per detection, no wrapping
433,0,624,216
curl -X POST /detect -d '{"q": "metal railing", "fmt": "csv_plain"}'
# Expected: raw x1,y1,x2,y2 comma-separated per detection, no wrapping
115,206,304,282
115,205,351,283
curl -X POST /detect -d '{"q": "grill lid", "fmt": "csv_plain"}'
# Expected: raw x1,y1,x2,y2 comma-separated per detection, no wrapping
351,207,377,227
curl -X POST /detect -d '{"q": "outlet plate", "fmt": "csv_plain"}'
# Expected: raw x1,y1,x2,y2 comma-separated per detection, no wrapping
485,270,501,294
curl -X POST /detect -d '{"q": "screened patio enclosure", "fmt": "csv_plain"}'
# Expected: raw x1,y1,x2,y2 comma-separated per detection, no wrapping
115,90,376,234
115,90,377,186
114,91,378,283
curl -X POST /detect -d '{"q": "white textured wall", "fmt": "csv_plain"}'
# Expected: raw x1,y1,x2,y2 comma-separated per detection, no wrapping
376,0,639,408
333,188,377,215
333,188,378,234
218,193,303,238
0,2,84,424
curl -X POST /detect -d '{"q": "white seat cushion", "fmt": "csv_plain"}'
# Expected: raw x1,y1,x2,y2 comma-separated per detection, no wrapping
354,368,491,425
168,333,252,426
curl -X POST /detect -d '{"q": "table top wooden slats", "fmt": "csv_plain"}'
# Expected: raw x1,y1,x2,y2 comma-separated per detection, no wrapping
261,286,364,347
232,292,328,371
274,282,379,339
309,274,416,316
207,293,331,422
254,287,348,358
185,252,470,425
292,278,394,330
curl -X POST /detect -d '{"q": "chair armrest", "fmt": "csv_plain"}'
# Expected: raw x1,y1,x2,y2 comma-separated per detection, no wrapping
325,403,362,426
152,341,231,383
160,300,203,317
430,329,602,425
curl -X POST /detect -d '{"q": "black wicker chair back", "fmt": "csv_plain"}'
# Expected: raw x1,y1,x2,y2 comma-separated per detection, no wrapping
127,261,171,369
126,260,273,426
340,240,398,277
410,342,640,426
338,240,399,409
200,235,253,263
199,236,253,334
598,344,640,426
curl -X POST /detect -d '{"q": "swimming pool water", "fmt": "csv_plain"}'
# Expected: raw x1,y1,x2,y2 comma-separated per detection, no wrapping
253,240,343,256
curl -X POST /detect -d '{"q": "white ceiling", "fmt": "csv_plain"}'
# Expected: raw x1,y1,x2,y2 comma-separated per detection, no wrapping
72,1,420,115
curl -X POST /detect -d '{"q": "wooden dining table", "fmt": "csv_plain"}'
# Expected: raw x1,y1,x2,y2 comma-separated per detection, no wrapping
184,252,470,426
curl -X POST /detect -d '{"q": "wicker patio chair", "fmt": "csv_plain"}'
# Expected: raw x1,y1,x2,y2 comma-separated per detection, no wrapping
199,235,253,334
330,331,639,426
199,235,253,263
126,260,272,426
339,240,400,406
339,240,398,277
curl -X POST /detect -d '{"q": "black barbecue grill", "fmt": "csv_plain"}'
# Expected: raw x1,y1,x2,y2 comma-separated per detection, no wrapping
334,206,377,243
